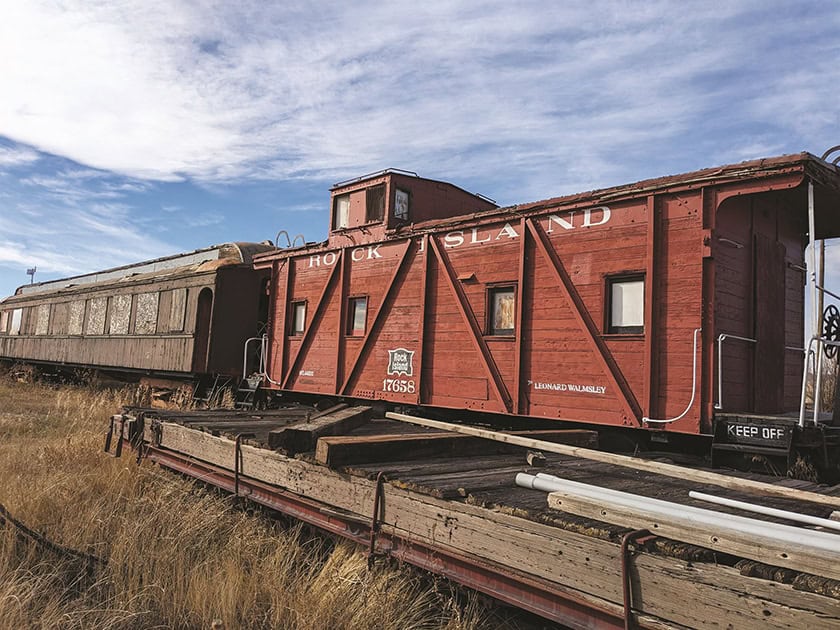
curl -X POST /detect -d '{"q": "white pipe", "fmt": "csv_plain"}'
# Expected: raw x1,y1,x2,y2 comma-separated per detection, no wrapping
515,472,840,552
260,334,284,386
814,339,825,425
798,340,815,427
809,180,817,339
798,336,840,427
643,328,701,424
688,490,840,532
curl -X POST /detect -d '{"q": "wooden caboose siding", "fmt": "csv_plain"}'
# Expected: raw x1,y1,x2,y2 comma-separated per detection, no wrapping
713,187,806,415
265,197,706,433
650,194,704,425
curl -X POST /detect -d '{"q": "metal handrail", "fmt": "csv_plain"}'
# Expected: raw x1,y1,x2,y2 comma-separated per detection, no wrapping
815,283,840,303
715,333,757,411
798,335,840,427
242,336,264,381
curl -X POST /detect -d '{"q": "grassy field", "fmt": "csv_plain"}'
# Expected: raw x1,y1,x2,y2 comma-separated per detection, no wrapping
0,374,517,629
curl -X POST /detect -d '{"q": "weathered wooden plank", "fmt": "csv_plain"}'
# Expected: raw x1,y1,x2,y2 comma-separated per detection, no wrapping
268,405,372,452
151,422,840,629
315,429,598,467
544,486,840,582
385,412,840,509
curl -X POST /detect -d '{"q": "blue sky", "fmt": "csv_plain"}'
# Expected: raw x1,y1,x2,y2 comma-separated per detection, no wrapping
1,1,838,299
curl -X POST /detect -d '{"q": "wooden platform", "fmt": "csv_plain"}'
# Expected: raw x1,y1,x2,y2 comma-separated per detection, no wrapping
110,407,840,629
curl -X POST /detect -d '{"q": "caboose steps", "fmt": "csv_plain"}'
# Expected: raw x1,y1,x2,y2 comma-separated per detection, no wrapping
712,413,840,481
110,407,840,629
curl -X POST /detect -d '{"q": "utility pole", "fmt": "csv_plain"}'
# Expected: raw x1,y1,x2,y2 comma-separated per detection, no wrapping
26,267,36,284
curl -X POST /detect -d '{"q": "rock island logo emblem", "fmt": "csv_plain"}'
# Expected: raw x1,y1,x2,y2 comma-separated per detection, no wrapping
387,348,414,377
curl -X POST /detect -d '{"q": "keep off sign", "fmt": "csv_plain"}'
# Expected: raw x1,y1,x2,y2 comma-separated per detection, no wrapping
725,422,790,446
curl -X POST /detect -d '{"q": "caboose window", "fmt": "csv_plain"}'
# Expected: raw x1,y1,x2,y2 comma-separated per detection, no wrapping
290,301,306,336
366,184,385,223
608,276,644,334
394,189,409,222
334,193,350,230
487,286,516,336
347,296,368,336
0,310,8,334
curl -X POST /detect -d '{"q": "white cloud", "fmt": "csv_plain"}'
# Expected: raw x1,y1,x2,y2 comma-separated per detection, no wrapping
0,1,837,200
0,145,39,167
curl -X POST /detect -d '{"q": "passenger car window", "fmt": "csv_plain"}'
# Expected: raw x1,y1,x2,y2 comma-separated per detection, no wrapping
10,309,22,335
169,288,187,332
68,301,85,335
85,298,107,335
135,292,159,335
108,295,131,335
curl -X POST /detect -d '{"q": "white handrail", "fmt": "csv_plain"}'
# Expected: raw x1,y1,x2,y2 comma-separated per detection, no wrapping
715,333,757,411
643,328,701,425
798,335,840,427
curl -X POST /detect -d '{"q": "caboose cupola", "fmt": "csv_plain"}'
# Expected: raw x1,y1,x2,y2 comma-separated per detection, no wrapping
327,169,497,247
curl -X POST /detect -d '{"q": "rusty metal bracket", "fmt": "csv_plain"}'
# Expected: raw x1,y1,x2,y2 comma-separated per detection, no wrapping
367,471,386,568
104,415,124,458
234,434,245,497
150,418,163,448
103,415,116,455
621,529,656,630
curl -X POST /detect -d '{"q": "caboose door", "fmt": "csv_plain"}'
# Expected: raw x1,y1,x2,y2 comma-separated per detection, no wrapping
752,233,786,413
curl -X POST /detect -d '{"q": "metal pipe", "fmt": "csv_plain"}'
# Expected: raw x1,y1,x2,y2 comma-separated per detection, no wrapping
516,473,840,552
242,336,263,380
715,333,757,410
797,336,840,427
814,340,826,425
688,491,840,532
643,328,701,424
798,340,816,427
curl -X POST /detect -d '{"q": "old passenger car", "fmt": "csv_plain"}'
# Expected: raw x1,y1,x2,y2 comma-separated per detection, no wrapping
0,243,273,380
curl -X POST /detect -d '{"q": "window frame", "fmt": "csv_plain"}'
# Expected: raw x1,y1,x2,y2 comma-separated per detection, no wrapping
346,295,369,337
365,184,386,223
485,284,517,337
134,291,160,335
605,273,645,335
333,193,351,230
289,300,307,336
9,308,23,336
393,188,410,222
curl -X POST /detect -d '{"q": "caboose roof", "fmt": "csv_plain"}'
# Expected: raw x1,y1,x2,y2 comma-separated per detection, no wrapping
418,151,840,230
253,151,840,265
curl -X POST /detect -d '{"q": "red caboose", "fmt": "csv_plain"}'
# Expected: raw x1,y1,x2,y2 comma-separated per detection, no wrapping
253,155,840,462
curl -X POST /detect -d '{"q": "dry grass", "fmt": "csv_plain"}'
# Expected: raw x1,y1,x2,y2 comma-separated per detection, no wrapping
0,375,508,629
